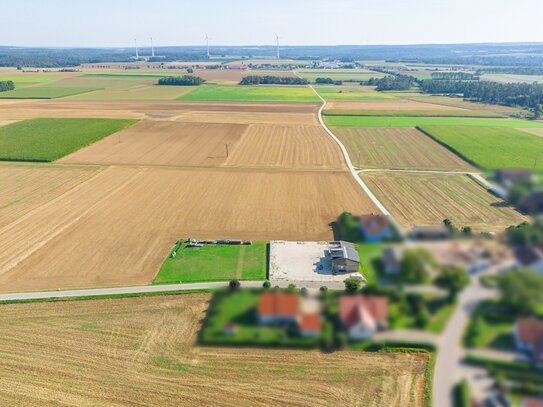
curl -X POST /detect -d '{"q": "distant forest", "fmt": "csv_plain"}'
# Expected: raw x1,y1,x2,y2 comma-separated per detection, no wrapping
239,76,308,85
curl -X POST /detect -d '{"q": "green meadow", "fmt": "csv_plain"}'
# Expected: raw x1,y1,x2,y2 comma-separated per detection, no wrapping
418,125,543,170
316,87,395,100
324,116,543,128
154,242,267,284
0,75,60,89
0,118,137,161
178,85,320,103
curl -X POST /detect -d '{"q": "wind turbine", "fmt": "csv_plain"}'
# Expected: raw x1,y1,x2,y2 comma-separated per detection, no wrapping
134,38,139,59
204,34,210,58
275,34,281,59
150,37,155,58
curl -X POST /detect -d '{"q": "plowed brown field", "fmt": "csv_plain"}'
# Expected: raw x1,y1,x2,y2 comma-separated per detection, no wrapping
334,127,474,171
361,172,527,231
59,120,248,167
0,167,377,291
0,294,429,406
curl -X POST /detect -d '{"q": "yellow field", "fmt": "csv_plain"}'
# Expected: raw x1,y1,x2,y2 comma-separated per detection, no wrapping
0,294,429,406
361,172,527,231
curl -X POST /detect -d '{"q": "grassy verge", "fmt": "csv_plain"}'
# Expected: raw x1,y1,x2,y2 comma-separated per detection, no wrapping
0,289,213,305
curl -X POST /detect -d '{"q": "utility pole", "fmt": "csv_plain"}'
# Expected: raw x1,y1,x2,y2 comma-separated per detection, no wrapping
134,38,139,59
358,150,361,169
225,143,229,158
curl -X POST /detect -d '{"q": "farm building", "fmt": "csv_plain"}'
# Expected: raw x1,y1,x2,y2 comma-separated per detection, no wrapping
329,241,360,274
519,190,543,215
339,295,388,340
359,214,393,242
513,246,543,275
495,169,534,188
514,319,543,365
410,225,451,241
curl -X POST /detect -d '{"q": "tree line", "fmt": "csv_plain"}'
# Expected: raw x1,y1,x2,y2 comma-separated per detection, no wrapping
158,75,204,86
0,81,15,92
419,79,543,114
315,77,343,85
367,74,416,91
431,72,478,81
239,76,308,85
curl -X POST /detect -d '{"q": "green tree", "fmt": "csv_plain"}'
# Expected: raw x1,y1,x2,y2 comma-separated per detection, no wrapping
434,267,469,301
399,250,430,284
344,277,361,293
507,219,543,247
497,269,543,315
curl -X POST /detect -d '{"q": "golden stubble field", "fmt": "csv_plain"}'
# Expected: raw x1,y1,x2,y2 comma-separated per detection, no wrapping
0,166,378,292
0,294,429,406
361,172,527,231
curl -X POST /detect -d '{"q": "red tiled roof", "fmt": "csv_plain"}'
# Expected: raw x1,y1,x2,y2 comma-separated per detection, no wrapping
524,398,543,407
259,292,299,318
299,314,321,332
339,295,388,328
517,319,543,343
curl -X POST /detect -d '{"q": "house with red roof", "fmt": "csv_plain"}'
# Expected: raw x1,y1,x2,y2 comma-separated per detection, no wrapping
359,214,393,243
339,295,388,340
298,314,321,338
258,292,299,325
515,318,543,365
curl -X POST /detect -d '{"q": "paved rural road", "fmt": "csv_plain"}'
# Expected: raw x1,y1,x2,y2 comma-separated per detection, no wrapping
0,280,344,302
433,274,496,407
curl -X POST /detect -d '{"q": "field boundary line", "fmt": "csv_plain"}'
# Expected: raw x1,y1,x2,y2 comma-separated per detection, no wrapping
307,84,405,233
357,169,478,175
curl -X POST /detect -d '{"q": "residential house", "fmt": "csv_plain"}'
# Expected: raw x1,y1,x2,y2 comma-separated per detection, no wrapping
258,292,299,325
513,246,543,275
410,225,451,241
329,241,360,274
519,190,543,215
299,314,321,338
359,214,393,243
382,247,403,275
495,169,534,188
339,295,388,340
521,398,543,407
514,318,543,365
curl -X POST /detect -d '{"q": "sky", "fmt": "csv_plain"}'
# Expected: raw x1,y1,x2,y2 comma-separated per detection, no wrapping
2,0,543,48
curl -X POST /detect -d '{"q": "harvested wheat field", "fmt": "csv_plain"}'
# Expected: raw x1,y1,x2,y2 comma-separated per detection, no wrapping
333,127,474,171
0,294,428,406
361,172,527,232
0,166,377,291
224,124,345,170
0,163,102,228
59,120,248,167
174,110,318,125
400,95,528,116
325,100,466,111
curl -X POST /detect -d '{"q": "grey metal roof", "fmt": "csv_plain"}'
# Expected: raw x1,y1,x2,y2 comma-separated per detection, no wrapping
344,247,360,263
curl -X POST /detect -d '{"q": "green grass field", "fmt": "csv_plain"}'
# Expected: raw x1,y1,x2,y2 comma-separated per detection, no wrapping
323,109,503,118
0,75,60,89
0,86,99,99
0,118,137,162
418,125,543,170
79,73,181,79
324,115,543,128
178,85,320,103
154,242,268,284
316,87,395,100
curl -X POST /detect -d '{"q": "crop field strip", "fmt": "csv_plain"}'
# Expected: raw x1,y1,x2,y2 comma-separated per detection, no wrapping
0,166,378,292
316,87,396,100
0,86,101,99
324,115,543,127
0,294,429,406
323,109,503,118
325,100,469,111
333,127,474,171
361,172,527,232
178,85,321,103
417,125,543,170
0,118,138,161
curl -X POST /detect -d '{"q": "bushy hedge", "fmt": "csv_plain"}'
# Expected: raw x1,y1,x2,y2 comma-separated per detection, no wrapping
0,81,15,92
239,75,308,85
158,75,204,86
